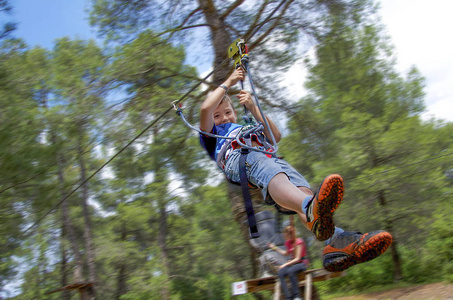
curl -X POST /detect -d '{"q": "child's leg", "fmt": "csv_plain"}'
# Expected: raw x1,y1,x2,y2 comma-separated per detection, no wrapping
297,187,312,225
267,173,312,214
224,151,342,240
266,170,392,272
268,173,344,241
277,267,292,299
267,175,313,227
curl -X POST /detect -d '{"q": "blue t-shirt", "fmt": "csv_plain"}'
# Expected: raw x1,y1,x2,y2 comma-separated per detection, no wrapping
199,123,242,167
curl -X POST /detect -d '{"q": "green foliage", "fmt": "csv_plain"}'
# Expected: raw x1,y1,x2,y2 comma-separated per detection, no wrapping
167,184,252,299
424,204,453,282
281,0,453,293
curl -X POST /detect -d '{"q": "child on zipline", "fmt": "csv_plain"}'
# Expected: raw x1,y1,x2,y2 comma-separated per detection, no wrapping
199,67,392,272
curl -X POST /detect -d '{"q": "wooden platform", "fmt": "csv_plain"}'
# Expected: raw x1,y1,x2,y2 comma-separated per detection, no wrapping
232,268,345,299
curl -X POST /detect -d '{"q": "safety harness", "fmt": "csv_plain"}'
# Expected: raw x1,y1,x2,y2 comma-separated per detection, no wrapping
175,38,295,239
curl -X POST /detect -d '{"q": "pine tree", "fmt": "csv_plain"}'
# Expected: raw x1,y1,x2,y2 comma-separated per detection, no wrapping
281,1,452,282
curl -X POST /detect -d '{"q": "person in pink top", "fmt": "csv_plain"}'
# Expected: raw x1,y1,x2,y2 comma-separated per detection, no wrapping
268,224,309,300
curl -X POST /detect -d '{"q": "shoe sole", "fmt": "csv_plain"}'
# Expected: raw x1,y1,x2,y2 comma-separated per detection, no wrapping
310,174,344,241
323,231,393,272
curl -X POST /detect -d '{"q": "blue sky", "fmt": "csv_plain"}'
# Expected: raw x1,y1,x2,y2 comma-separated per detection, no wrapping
6,0,453,122
10,0,96,49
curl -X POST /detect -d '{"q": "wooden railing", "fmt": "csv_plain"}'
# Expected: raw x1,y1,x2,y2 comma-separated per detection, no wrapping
232,268,345,299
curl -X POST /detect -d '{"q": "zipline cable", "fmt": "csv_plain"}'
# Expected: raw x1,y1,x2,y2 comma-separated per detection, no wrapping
6,57,231,248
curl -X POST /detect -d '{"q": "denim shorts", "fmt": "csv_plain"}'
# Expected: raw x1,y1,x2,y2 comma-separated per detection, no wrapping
224,149,310,204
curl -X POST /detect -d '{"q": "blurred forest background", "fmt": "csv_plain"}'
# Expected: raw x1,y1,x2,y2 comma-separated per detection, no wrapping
1,0,452,299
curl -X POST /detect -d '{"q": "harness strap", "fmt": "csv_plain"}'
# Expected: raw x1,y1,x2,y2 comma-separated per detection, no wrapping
239,148,260,239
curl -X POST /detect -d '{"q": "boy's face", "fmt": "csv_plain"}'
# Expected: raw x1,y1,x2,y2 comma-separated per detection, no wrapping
213,101,237,125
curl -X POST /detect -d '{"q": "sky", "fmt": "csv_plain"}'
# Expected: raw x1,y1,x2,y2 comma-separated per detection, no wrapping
285,0,453,122
7,0,453,122
380,0,453,121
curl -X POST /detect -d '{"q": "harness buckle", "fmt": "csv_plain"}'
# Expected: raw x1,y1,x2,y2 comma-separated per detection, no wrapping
172,100,183,113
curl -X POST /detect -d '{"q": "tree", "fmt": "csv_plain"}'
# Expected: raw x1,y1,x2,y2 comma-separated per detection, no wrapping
6,0,452,297
11,38,109,298
0,39,51,293
49,37,108,298
281,0,452,282
95,31,206,299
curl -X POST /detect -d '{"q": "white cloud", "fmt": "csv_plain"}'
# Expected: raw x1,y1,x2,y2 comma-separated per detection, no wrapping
284,58,308,101
379,0,453,121
280,1,453,122
282,45,317,101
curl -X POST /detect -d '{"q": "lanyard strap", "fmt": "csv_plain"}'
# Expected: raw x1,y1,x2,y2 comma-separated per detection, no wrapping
239,148,259,239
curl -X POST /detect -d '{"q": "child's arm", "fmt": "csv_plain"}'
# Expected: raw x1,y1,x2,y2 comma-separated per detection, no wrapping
267,242,288,256
279,243,302,269
200,68,245,132
237,91,282,143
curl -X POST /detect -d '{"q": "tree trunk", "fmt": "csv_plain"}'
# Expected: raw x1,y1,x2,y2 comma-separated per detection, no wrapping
198,2,268,277
199,0,287,281
60,216,71,300
378,190,403,281
36,229,46,299
197,0,233,84
389,235,403,281
116,222,128,299
150,126,172,299
157,204,171,300
45,96,86,291
56,157,85,283
77,137,97,299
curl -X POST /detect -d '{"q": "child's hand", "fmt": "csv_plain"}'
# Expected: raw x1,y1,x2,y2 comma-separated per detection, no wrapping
237,90,255,111
227,67,245,86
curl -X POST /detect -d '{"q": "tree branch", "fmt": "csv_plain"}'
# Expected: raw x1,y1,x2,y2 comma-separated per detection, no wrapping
221,0,245,20
244,0,270,40
157,23,209,39
175,6,202,30
250,0,294,50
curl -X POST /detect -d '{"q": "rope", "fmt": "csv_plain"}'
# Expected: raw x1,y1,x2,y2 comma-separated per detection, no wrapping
234,63,279,155
176,59,279,156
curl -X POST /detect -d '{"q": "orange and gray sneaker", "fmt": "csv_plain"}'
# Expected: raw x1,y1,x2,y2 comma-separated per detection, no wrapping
305,174,344,241
323,230,393,272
